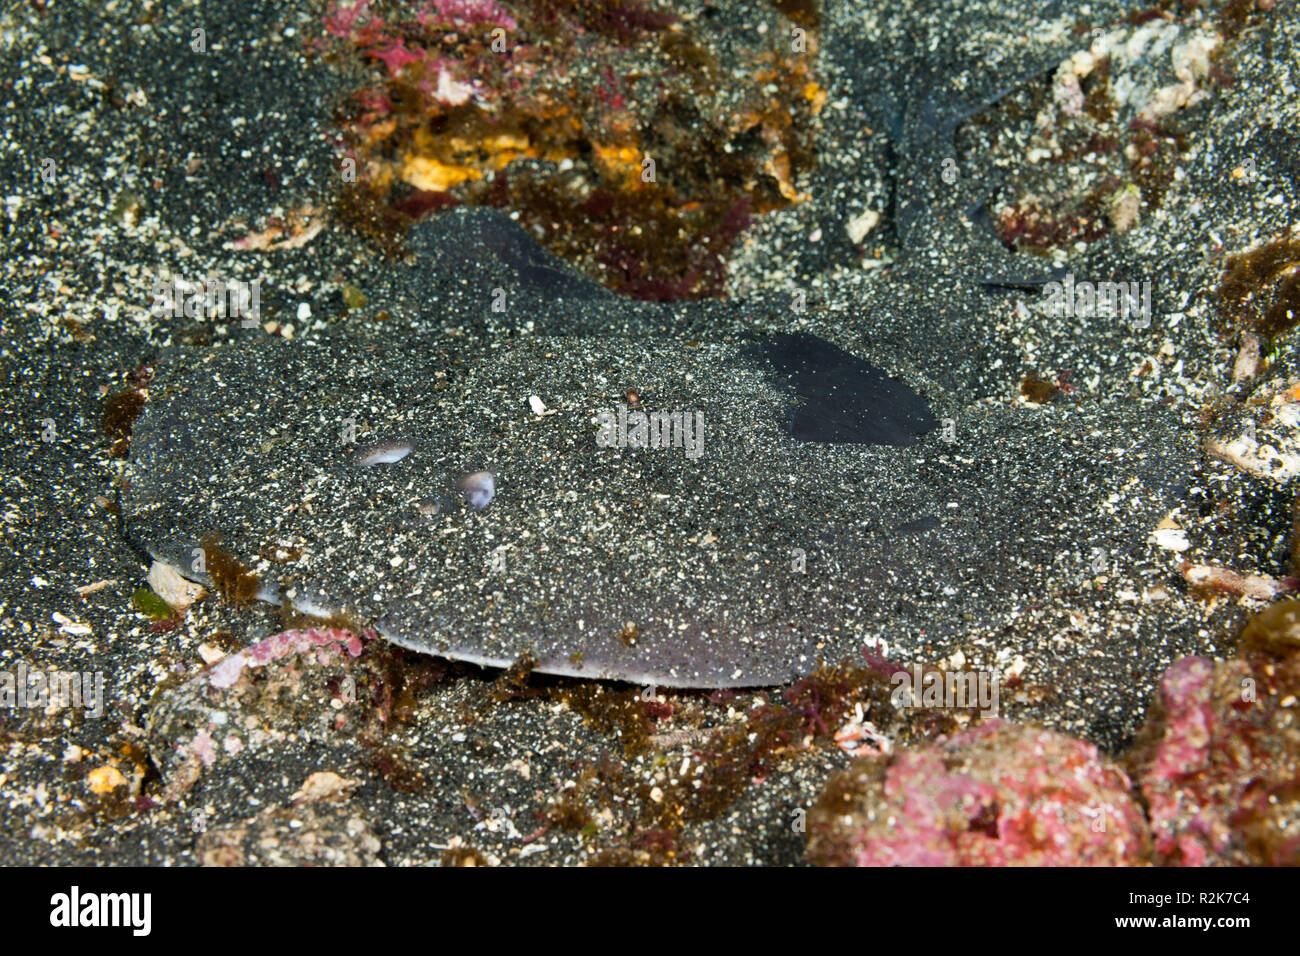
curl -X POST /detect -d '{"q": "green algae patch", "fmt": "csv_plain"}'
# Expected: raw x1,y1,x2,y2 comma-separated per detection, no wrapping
131,586,174,620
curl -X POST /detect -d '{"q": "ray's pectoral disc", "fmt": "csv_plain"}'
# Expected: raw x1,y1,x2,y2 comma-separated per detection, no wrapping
123,331,1186,688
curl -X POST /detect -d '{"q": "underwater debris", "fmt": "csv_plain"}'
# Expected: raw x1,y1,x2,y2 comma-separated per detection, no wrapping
1179,562,1284,600
146,625,374,800
102,387,146,456
1204,373,1300,483
1019,373,1060,405
199,535,262,607
131,586,175,621
1218,235,1300,340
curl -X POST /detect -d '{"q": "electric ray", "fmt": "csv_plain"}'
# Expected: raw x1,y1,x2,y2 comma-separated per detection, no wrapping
123,318,1194,687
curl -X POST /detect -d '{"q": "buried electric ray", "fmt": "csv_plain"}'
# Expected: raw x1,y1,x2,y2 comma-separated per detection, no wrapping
123,321,1194,688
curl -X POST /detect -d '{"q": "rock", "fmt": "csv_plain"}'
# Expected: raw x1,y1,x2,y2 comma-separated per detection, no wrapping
846,209,880,244
1130,604,1300,865
146,559,206,614
197,803,383,866
1206,376,1300,484
291,771,362,804
1108,184,1142,234
146,627,372,798
806,720,1150,866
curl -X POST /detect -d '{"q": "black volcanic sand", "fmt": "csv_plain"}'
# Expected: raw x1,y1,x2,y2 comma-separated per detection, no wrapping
2,0,1298,865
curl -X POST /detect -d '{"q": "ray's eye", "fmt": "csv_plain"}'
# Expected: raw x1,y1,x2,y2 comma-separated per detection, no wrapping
457,471,496,509
353,440,413,466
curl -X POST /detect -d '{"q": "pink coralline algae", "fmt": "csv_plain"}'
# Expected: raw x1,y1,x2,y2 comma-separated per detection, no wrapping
806,720,1151,866
369,41,428,78
416,0,518,30
323,3,495,105
210,627,368,689
324,1,516,41
148,626,376,800
191,728,217,768
1129,602,1300,866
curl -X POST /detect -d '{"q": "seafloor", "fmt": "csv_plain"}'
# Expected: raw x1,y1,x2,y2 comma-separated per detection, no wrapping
1,0,1298,865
